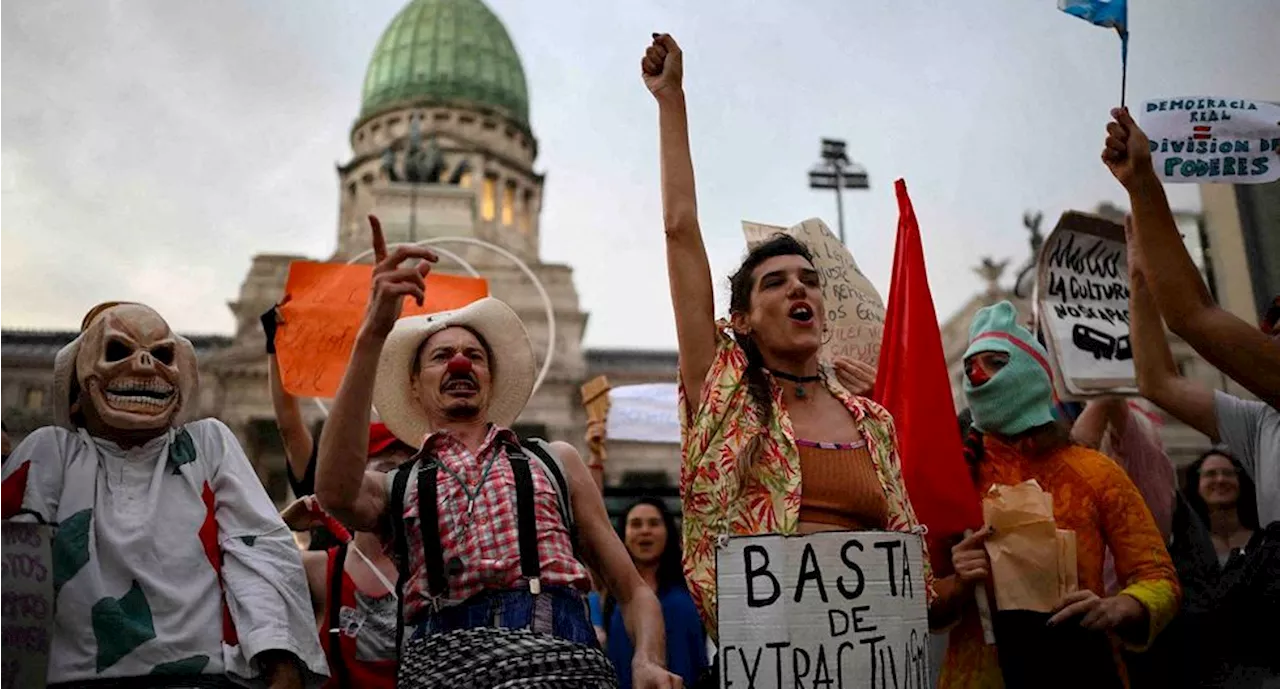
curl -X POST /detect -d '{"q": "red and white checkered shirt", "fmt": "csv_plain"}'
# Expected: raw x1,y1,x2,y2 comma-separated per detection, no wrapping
386,425,589,623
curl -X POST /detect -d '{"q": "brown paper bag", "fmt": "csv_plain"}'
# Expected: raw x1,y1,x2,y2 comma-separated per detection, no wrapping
1056,529,1079,599
983,480,1061,613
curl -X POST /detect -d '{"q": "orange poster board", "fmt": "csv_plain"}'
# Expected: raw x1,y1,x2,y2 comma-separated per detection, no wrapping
275,261,489,398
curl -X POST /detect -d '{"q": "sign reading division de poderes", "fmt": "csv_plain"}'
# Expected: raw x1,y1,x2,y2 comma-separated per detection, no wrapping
716,531,929,689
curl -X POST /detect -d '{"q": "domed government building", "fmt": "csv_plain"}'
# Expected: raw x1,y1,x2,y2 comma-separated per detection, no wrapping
1,0,681,510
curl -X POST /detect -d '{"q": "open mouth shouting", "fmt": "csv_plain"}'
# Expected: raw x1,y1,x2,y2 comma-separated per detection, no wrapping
103,377,176,411
788,301,816,327
441,374,479,398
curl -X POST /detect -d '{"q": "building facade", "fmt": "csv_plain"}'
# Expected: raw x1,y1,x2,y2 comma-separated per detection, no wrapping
0,0,681,505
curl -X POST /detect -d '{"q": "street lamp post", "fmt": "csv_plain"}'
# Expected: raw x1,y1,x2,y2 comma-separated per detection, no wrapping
808,138,869,244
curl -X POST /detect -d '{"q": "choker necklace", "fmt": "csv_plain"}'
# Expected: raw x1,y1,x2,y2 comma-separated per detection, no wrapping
768,369,821,398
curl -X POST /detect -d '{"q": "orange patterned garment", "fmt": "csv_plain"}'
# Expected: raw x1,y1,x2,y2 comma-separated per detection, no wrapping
938,436,1181,689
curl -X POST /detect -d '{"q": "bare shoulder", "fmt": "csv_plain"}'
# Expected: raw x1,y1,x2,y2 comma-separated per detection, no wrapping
547,441,590,484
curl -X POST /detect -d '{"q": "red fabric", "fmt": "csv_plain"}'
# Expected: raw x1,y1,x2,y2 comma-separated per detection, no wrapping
367,422,402,457
319,548,397,689
2,461,30,519
200,482,239,646
873,180,983,548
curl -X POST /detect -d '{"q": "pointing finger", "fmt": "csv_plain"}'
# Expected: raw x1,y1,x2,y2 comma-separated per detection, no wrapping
370,215,388,263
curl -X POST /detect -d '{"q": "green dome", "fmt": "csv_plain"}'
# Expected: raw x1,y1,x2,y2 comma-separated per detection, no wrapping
360,0,529,128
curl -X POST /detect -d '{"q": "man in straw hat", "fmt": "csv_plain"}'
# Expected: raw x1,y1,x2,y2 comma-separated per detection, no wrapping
1,302,328,688
315,218,679,688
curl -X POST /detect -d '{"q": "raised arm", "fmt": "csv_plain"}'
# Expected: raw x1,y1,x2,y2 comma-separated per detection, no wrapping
1103,108,1280,407
1071,397,1129,450
643,34,717,403
552,440,678,688
262,304,316,491
315,216,438,530
1128,243,1219,440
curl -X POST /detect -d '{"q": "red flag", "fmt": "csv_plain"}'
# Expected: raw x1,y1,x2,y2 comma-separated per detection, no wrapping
874,180,982,549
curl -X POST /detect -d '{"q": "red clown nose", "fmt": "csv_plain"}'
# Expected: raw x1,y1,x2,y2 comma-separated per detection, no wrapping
446,353,473,376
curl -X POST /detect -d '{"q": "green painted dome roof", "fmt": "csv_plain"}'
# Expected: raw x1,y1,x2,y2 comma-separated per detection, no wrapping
360,0,529,127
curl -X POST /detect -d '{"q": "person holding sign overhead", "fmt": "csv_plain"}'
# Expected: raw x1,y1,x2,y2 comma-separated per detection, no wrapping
314,218,681,688
1101,106,1280,522
641,32,934,677
939,301,1179,688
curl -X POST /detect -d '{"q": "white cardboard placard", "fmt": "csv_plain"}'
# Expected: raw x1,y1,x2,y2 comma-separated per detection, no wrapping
2,521,55,689
716,531,929,689
605,384,681,444
1035,211,1136,398
1139,97,1280,185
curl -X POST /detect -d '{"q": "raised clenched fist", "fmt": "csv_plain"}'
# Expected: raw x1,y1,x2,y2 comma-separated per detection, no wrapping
641,33,683,99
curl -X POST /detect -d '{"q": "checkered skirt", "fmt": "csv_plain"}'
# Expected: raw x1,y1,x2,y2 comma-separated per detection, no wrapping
398,626,619,689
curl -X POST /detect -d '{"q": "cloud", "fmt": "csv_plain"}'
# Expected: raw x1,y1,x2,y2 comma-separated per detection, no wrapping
4,0,1278,351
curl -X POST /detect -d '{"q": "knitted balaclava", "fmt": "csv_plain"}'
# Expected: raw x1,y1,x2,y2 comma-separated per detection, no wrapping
962,301,1055,436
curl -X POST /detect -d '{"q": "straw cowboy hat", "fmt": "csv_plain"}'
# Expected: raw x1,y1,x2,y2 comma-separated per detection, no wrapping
52,302,200,429
373,297,536,447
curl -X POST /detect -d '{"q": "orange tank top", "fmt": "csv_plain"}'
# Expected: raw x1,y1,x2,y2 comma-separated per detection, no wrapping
797,439,889,530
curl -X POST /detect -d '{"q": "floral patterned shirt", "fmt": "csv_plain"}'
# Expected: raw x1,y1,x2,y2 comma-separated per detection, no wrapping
678,324,934,640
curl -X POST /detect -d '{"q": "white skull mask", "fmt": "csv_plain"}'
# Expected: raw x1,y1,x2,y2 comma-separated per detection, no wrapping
73,304,196,431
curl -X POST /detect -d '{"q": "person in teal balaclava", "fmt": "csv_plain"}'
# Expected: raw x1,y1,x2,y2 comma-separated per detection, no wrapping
938,300,1180,689
962,301,1057,436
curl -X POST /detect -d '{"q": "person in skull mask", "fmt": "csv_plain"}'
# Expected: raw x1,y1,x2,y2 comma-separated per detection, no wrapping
316,218,679,688
0,302,328,688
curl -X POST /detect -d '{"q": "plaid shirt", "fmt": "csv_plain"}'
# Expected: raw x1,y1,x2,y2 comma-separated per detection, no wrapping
386,425,589,623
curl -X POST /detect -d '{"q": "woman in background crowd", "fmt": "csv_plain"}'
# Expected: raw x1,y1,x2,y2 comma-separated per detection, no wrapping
1186,449,1260,566
1150,448,1274,688
602,499,707,689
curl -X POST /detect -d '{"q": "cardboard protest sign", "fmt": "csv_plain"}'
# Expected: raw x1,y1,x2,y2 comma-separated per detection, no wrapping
716,531,929,689
581,376,611,423
276,261,488,398
605,384,680,444
1035,212,1136,398
1139,97,1280,184
2,522,55,689
742,219,886,367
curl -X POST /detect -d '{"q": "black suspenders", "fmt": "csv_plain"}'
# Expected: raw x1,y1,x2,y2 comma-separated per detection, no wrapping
506,445,543,595
388,459,416,653
397,442,546,609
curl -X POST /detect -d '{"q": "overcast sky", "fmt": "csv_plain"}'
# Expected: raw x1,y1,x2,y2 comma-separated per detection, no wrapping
3,0,1278,350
